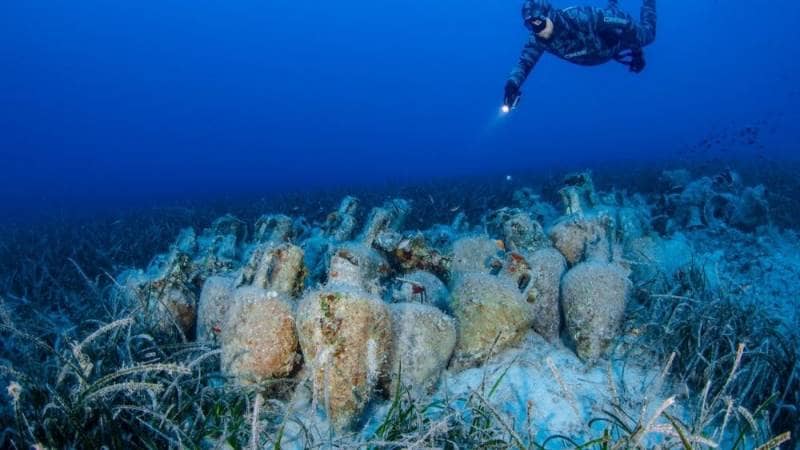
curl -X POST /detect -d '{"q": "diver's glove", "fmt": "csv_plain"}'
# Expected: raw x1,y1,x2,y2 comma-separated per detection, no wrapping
615,48,646,73
628,48,645,73
504,80,522,109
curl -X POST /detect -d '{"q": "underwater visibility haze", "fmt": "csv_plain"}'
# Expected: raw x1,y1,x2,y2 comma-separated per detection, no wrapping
2,0,799,217
1,0,800,448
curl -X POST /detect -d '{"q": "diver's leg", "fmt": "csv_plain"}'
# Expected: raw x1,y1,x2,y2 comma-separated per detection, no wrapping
606,0,656,49
638,0,656,46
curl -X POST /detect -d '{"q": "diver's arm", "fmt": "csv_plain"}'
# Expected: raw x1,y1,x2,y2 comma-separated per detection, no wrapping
504,38,543,108
508,37,545,88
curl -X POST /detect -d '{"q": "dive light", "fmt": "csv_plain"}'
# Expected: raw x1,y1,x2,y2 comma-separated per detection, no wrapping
501,92,521,114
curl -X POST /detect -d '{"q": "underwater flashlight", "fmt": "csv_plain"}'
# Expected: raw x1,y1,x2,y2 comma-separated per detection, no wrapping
501,93,521,114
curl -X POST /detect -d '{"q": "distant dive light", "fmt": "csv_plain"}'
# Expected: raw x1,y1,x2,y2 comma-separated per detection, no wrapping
501,105,511,114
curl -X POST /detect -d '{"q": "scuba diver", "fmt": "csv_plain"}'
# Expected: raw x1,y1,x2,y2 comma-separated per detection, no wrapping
503,0,657,111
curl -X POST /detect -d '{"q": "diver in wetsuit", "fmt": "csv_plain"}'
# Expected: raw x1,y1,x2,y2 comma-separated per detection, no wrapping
503,0,657,111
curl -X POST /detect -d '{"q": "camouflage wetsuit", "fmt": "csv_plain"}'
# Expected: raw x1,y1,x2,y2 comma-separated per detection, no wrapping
508,0,657,88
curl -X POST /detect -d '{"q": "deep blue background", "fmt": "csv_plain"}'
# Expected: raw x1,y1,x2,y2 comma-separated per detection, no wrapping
1,0,799,220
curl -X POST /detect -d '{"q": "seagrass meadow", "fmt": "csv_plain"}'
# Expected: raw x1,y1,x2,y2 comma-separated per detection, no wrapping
1,161,798,449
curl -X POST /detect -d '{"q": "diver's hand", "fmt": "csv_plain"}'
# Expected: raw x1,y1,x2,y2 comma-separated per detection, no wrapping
614,48,646,73
628,48,645,73
504,80,521,108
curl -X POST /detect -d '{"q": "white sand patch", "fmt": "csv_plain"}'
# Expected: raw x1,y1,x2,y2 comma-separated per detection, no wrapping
437,333,682,444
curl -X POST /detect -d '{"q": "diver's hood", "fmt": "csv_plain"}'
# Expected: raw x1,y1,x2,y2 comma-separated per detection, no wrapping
522,0,553,30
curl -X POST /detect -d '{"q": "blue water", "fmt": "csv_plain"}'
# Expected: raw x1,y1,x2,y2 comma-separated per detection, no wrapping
2,0,799,220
